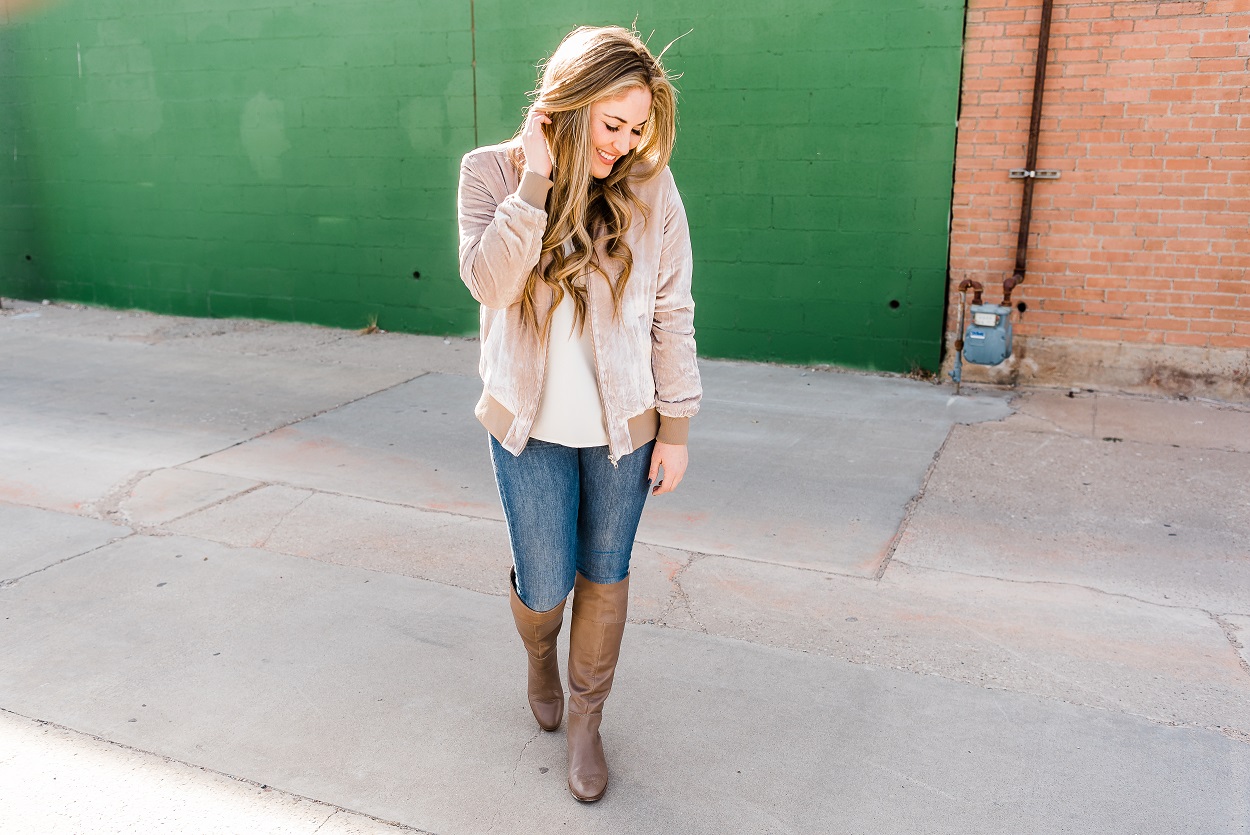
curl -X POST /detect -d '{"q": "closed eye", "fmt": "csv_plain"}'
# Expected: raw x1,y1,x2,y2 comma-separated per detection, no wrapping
605,124,644,136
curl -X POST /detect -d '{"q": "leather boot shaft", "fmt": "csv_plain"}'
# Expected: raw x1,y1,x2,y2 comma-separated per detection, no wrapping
566,572,629,802
509,574,566,732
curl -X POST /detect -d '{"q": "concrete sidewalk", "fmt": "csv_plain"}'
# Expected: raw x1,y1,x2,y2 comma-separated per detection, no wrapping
2,300,1248,834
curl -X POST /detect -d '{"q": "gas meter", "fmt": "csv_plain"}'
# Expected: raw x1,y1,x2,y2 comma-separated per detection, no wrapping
962,303,1013,366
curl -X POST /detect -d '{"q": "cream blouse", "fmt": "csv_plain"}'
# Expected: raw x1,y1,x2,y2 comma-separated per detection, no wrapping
528,279,610,448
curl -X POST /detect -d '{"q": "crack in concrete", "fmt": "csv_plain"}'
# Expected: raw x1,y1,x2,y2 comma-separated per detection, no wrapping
484,729,543,834
874,430,953,581
655,552,710,634
179,371,433,468
86,467,157,523
312,809,340,832
892,559,1250,620
1,534,133,588
638,603,1250,746
253,489,317,550
167,478,478,532
156,478,268,527
998,421,1250,455
1209,612,1250,679
0,708,434,833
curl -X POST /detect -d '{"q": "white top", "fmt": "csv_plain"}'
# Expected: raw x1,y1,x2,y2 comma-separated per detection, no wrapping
529,284,610,448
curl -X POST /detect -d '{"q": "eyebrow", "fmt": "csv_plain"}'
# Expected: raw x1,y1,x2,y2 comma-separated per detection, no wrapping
605,113,648,127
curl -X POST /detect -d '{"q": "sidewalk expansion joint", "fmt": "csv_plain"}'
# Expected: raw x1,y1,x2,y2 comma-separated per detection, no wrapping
87,468,158,522
0,708,435,834
155,479,269,527
179,371,434,466
1209,612,1250,679
1,533,133,588
874,429,953,581
892,559,1246,618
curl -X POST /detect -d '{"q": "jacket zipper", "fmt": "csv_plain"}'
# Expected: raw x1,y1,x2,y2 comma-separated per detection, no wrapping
584,275,619,469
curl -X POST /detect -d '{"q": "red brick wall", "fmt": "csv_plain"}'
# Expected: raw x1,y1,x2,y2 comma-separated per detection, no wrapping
949,0,1250,362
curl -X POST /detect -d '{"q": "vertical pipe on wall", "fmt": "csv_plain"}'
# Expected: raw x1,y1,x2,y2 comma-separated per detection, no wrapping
1002,0,1054,303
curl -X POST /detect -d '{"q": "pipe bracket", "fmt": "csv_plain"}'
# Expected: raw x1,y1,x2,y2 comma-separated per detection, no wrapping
1009,169,1061,179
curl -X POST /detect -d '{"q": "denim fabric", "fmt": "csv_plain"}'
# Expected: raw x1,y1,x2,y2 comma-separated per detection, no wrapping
490,435,654,612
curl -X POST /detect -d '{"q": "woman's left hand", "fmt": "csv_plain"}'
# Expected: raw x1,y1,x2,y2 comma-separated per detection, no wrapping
648,442,688,496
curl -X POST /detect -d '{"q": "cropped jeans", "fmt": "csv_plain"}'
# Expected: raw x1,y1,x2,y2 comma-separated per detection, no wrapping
489,436,654,613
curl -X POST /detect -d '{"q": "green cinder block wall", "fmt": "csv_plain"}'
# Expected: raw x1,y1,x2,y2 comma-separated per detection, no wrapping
0,0,964,372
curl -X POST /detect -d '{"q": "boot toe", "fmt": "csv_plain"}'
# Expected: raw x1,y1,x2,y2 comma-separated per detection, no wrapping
530,697,564,731
568,770,607,802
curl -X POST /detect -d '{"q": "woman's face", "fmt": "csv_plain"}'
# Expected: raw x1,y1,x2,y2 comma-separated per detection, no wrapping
587,87,652,179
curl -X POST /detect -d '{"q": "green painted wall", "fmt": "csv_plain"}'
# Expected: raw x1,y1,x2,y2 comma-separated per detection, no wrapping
0,31,43,302
0,0,963,372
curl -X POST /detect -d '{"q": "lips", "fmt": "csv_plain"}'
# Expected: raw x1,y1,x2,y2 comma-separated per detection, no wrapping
596,149,619,164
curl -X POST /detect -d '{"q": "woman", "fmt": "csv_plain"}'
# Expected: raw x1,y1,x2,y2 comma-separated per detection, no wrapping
457,25,700,802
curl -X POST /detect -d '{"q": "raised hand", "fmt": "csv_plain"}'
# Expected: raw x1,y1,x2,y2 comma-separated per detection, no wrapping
522,106,554,179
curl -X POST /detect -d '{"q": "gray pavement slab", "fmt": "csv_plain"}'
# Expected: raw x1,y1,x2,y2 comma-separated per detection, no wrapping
165,484,514,593
674,555,1250,735
2,534,1247,835
1013,389,1250,453
0,302,478,377
153,476,1250,736
0,711,418,835
640,363,1011,573
894,419,1250,615
0,502,130,581
184,364,1011,576
4,304,1249,833
0,305,471,514
118,468,261,527
182,373,502,520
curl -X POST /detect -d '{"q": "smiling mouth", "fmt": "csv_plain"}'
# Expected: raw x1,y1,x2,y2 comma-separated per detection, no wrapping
596,149,619,164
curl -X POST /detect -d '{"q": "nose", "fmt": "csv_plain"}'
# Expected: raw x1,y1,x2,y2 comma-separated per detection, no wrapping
614,133,631,154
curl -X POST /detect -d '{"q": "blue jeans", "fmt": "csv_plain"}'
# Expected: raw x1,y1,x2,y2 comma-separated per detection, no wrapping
489,436,654,612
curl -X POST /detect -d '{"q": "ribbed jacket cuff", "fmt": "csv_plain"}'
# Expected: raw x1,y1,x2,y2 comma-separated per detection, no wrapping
517,169,553,209
656,415,690,445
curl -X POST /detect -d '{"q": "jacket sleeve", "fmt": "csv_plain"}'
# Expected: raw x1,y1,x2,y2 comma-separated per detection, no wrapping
457,154,553,310
651,171,702,444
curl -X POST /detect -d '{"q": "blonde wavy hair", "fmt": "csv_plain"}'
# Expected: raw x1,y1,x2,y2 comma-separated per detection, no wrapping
508,25,678,335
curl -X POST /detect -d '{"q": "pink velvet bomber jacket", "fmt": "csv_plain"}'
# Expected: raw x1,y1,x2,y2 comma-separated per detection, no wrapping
457,143,702,463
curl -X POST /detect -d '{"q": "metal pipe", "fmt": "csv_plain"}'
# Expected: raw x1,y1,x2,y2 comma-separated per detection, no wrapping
1003,0,1055,304
949,280,983,395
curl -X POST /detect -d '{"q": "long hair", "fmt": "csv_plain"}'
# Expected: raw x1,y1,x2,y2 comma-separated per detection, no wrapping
507,26,678,336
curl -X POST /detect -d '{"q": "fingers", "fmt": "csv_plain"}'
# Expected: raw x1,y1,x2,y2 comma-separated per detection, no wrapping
649,442,689,496
522,107,554,178
649,460,685,495
652,472,683,496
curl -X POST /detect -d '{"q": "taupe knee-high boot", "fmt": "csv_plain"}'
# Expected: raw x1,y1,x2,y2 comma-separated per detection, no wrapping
566,572,629,802
509,571,567,732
